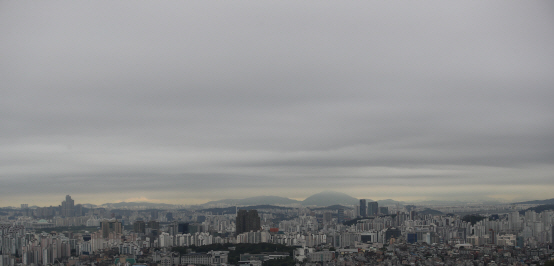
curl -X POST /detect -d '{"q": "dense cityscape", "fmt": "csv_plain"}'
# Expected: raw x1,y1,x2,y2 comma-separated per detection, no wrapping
1,192,553,266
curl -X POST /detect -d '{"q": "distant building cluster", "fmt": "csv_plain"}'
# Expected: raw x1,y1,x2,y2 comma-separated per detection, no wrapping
359,199,380,218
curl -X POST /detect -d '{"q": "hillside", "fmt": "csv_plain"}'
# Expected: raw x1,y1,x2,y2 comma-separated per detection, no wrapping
197,205,293,215
519,204,554,214
301,191,358,206
514,198,554,205
203,196,300,206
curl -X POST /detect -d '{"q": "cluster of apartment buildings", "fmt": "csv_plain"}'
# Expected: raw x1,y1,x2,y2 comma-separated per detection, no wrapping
1,195,554,265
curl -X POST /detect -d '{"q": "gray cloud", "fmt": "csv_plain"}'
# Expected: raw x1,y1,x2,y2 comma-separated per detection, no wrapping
1,1,553,205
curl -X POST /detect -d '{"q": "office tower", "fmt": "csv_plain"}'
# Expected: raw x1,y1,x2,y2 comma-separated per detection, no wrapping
337,209,345,224
61,195,75,217
133,221,146,234
101,219,122,239
178,223,189,234
148,220,160,230
236,209,261,235
368,201,378,216
323,212,333,224
359,199,367,217
379,207,388,215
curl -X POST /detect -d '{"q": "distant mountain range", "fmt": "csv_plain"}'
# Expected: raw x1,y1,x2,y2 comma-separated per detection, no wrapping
310,205,353,210
202,191,358,207
198,205,294,215
514,198,554,205
75,197,554,210
92,191,407,209
100,202,181,209
18,196,554,210
519,204,554,214
204,196,300,206
201,191,403,207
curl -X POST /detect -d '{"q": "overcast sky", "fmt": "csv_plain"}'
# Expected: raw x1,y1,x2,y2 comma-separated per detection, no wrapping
1,1,553,207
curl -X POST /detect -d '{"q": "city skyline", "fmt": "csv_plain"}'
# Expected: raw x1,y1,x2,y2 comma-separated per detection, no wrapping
6,191,554,209
6,192,554,265
1,1,554,206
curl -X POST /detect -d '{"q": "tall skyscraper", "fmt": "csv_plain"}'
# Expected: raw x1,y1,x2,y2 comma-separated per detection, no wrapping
61,195,75,217
359,199,367,217
551,226,554,244
368,201,378,216
337,209,345,224
236,209,261,235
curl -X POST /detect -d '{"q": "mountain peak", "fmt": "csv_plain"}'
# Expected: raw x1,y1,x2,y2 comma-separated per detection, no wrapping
203,196,300,206
301,191,358,206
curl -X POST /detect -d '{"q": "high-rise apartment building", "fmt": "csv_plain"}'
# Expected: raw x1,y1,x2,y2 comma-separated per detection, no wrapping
74,204,83,217
168,222,179,236
368,201,378,216
323,212,333,224
21,204,30,216
236,210,260,235
359,199,367,217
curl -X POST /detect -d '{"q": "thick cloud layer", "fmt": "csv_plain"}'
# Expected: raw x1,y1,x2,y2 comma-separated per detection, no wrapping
1,1,553,206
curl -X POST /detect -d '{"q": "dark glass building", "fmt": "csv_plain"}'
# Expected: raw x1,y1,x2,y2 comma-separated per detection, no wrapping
236,209,261,235
359,199,367,217
368,201,378,216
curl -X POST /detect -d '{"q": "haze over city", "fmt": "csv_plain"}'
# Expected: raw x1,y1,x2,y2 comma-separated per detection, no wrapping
1,1,554,207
